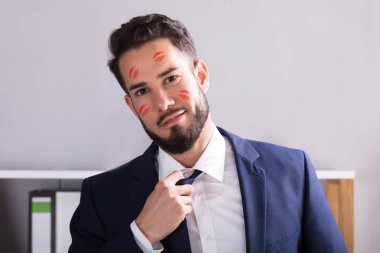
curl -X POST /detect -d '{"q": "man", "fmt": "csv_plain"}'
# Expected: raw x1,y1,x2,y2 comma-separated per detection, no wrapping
69,14,347,253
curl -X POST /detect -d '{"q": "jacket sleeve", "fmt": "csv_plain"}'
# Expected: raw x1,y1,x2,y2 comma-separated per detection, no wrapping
301,152,348,253
69,179,143,253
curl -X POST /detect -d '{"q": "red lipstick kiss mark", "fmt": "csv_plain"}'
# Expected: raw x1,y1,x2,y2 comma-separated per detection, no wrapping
179,89,190,100
138,104,150,117
128,66,139,80
152,51,165,62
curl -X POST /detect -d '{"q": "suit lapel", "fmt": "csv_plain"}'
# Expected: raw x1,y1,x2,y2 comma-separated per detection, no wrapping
128,142,192,253
219,127,267,253
129,143,159,219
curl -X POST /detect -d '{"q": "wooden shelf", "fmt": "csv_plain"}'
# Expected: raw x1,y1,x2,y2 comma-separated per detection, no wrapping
316,170,355,179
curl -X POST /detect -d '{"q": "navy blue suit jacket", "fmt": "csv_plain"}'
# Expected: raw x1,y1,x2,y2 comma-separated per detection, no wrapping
69,128,348,252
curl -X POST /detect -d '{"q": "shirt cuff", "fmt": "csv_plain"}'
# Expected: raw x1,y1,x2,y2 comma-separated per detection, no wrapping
130,220,164,253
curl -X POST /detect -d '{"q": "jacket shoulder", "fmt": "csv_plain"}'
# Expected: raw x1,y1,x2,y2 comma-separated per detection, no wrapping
88,155,141,184
218,126,306,164
248,139,306,163
87,142,157,184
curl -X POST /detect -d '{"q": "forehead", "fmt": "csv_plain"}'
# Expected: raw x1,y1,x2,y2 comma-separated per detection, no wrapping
119,38,190,69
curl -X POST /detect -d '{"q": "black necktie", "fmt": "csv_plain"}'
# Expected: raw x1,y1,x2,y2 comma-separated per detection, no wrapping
176,170,202,185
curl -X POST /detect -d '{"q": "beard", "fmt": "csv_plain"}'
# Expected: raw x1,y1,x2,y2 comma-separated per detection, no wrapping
139,91,209,154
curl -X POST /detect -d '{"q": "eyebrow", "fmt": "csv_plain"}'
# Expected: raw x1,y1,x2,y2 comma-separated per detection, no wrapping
128,67,178,92
157,67,178,78
128,82,146,92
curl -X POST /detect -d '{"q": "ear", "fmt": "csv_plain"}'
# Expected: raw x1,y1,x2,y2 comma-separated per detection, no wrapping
124,94,138,117
194,59,209,93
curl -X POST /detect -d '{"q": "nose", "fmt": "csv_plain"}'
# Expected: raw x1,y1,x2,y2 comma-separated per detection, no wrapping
154,89,175,112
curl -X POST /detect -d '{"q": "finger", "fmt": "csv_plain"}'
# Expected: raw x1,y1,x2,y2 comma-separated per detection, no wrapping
178,196,193,205
165,170,184,185
183,205,193,215
174,184,193,196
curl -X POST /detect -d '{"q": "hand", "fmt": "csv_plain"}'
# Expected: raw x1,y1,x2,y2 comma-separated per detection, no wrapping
135,170,193,244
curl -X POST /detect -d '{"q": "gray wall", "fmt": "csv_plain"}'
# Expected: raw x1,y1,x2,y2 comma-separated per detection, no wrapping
1,0,379,252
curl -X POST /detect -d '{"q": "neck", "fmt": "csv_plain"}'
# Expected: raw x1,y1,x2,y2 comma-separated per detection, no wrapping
169,116,214,168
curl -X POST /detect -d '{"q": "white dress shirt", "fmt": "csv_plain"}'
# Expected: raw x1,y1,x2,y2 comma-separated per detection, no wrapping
131,125,246,253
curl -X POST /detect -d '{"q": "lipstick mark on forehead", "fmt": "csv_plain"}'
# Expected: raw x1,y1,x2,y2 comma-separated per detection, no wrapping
138,104,150,117
128,66,139,80
153,51,163,59
179,89,190,100
152,51,166,62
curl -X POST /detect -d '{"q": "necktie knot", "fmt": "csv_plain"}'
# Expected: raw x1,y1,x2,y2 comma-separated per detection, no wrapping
176,170,202,185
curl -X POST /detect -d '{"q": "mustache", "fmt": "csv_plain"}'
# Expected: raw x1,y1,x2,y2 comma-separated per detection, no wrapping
157,107,186,126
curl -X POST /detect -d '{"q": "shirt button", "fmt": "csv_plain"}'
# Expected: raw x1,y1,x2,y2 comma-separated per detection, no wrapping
204,234,213,240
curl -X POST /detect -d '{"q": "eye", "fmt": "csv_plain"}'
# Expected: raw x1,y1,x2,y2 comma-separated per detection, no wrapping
135,87,149,96
164,75,179,84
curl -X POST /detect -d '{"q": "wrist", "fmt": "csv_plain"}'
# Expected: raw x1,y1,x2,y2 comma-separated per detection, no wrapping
136,216,158,244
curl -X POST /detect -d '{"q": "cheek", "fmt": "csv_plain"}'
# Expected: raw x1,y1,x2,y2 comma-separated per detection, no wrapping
138,104,150,117
152,51,166,62
179,89,190,101
128,66,139,80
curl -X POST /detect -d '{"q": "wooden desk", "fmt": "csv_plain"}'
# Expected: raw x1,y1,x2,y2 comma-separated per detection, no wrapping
317,171,355,253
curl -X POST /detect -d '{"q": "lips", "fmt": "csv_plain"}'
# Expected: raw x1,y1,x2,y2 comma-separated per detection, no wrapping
157,109,186,127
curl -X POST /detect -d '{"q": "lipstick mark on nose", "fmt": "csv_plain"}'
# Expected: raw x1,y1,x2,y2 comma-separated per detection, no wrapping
152,51,165,62
138,104,150,117
128,66,139,80
179,89,190,100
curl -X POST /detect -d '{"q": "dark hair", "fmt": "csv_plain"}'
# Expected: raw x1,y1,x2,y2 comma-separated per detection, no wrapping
108,13,198,94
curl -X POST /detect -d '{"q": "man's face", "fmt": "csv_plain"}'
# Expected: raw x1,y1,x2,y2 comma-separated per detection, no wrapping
119,38,210,154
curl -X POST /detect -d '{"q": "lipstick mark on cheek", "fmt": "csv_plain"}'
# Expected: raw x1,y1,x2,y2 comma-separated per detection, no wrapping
179,89,190,101
152,51,166,62
138,104,150,117
179,94,190,100
128,66,139,80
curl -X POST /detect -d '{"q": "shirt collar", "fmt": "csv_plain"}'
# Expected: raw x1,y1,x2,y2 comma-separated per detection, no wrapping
158,125,226,182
